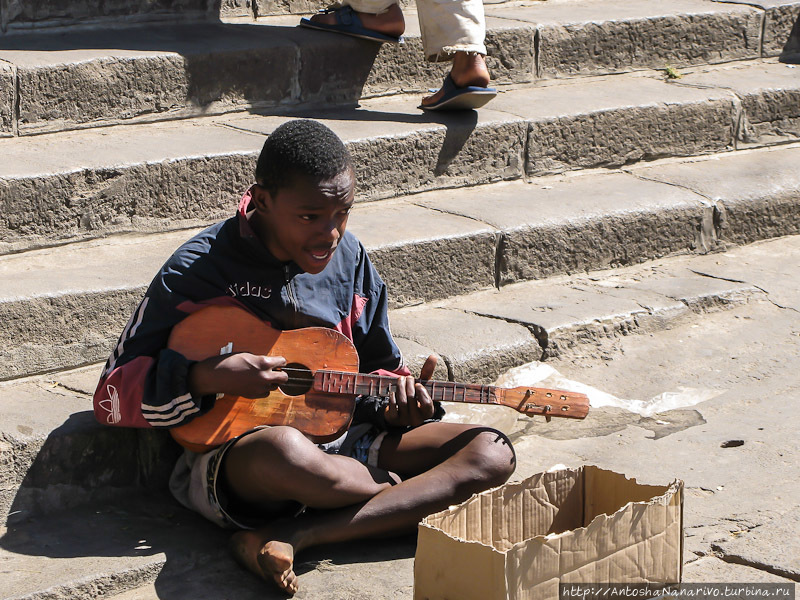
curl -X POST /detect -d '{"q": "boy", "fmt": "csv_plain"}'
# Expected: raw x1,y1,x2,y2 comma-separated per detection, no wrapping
93,119,515,595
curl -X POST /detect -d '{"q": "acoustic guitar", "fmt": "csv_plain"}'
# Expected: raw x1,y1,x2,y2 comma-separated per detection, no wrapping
168,305,590,452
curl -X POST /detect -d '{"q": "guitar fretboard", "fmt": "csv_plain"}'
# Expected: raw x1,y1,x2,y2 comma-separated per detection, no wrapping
314,370,500,405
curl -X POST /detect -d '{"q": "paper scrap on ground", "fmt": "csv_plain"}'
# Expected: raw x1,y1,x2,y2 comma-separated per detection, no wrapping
493,361,723,418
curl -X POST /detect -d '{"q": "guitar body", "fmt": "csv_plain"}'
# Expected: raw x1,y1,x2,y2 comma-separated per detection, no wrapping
168,305,359,452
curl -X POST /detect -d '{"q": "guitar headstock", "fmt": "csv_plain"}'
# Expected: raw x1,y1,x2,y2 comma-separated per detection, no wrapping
502,386,590,420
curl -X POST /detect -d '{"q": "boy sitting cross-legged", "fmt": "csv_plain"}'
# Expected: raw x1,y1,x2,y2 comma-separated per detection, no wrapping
93,119,516,595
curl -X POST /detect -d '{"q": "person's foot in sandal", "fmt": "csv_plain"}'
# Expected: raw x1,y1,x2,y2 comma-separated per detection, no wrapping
300,3,405,43
421,51,495,111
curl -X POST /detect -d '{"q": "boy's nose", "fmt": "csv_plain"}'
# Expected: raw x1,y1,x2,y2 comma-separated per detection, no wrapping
318,220,340,243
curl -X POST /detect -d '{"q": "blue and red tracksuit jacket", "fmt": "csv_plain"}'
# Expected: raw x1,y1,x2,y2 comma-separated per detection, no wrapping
93,187,409,430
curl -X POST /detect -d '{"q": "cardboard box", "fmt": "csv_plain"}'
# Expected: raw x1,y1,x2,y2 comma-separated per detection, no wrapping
414,465,683,600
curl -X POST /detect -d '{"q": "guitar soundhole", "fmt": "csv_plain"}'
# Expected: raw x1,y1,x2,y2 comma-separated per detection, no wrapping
279,362,314,397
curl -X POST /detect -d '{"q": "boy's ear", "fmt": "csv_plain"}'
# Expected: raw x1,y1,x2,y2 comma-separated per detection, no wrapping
250,184,273,213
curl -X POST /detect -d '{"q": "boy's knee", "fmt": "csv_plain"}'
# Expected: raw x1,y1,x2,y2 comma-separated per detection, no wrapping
233,426,314,468
469,428,516,486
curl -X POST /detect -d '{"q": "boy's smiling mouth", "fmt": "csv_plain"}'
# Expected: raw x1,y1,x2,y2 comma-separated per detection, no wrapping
309,247,334,261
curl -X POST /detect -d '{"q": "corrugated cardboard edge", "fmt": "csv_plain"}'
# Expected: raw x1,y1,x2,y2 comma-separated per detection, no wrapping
414,465,684,600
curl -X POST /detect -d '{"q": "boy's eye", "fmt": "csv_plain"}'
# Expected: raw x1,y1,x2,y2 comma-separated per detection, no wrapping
300,214,317,221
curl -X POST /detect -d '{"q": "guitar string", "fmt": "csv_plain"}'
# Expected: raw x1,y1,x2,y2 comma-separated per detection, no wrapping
276,367,499,392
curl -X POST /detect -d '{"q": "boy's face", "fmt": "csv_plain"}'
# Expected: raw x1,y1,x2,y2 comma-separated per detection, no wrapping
252,168,355,274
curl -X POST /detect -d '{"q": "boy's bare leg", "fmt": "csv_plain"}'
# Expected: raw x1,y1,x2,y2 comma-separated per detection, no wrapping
420,51,491,107
308,2,405,39
227,422,515,594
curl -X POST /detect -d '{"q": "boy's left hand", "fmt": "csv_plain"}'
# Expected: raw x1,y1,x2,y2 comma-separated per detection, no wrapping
385,355,438,428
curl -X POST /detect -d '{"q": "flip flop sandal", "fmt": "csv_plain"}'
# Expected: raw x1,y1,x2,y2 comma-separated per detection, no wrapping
420,74,497,111
299,6,403,44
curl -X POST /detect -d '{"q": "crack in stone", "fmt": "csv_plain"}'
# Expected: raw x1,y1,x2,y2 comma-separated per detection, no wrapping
622,169,717,205
450,307,550,353
690,269,799,313
45,382,92,398
714,551,800,582
214,121,279,138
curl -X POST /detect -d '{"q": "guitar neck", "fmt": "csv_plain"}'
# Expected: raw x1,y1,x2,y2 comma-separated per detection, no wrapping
314,370,502,406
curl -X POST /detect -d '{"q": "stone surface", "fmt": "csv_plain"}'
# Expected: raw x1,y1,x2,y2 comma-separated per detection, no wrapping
2,62,793,253
0,62,12,136
349,200,497,307
221,104,527,201
0,23,300,134
720,0,800,55
48,363,105,396
394,338,450,382
677,60,800,147
0,230,198,379
437,258,762,359
683,556,795,583
0,15,531,133
388,307,543,383
765,2,800,55
0,118,258,254
624,275,760,313
220,0,253,18
0,0,212,32
1,496,416,600
631,144,800,247
712,519,800,580
0,377,180,522
521,0,763,77
0,497,225,600
415,172,713,284
3,144,800,379
255,0,325,17
0,4,787,134
487,75,737,176
687,235,800,312
780,6,800,61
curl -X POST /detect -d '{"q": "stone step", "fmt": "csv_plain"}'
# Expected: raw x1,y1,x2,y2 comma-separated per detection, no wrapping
2,58,798,254
1,0,796,135
2,141,800,381
0,0,215,34
2,233,798,600
0,0,422,31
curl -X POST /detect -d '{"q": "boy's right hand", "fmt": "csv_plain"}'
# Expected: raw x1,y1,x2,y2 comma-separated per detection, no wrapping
188,352,289,399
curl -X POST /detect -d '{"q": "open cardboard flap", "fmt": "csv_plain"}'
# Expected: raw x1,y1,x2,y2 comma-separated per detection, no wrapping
414,465,684,600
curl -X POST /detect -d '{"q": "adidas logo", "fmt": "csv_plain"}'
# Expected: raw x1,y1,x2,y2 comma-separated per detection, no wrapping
99,384,121,424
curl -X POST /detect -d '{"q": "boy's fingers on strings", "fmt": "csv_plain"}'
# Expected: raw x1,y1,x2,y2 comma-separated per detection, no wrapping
414,383,435,420
256,355,287,371
387,376,410,425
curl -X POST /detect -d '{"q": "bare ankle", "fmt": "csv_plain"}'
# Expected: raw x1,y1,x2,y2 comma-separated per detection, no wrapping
357,3,405,37
450,52,490,88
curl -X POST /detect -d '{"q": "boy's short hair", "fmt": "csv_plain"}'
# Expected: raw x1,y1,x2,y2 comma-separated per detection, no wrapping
255,119,353,195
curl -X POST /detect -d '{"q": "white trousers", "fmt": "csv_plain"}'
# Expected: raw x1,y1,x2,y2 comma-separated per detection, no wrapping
343,0,487,62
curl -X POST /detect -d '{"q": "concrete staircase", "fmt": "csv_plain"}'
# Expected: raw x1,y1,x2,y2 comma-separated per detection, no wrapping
1,0,799,597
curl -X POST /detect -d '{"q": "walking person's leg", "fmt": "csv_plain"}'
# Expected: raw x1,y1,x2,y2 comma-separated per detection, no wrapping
299,0,496,110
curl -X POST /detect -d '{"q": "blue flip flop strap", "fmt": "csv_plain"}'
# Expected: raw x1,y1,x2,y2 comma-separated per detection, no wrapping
322,5,358,27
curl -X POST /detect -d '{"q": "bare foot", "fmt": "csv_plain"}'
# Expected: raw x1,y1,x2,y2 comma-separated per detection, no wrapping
231,529,299,595
309,3,405,39
421,52,491,108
